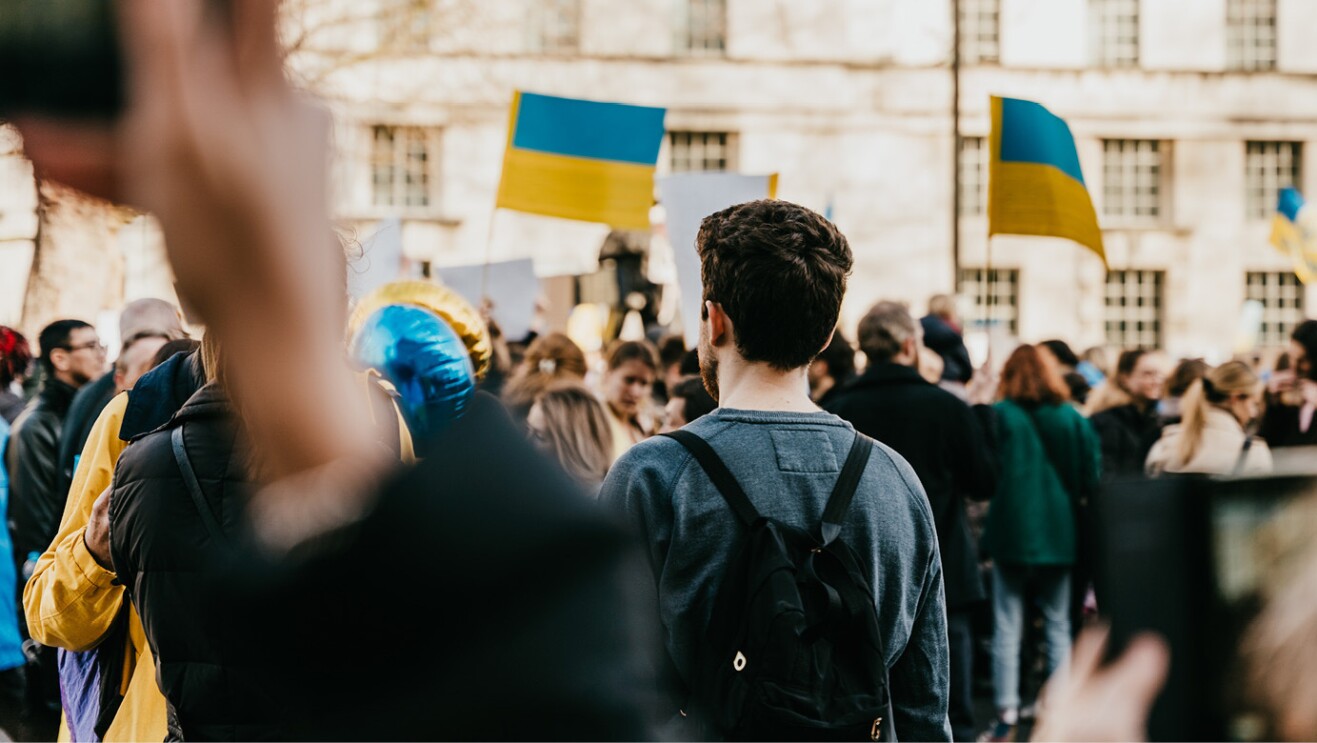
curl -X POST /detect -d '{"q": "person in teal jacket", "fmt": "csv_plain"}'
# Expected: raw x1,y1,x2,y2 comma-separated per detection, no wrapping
0,416,28,737
982,344,1101,741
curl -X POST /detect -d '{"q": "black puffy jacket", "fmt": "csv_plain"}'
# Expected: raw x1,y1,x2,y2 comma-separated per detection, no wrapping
108,383,276,741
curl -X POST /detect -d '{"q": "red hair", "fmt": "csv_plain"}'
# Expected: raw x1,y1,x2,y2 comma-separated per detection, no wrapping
999,344,1070,406
0,327,32,388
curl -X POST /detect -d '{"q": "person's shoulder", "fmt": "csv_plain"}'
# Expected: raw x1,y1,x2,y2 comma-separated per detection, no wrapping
857,436,936,520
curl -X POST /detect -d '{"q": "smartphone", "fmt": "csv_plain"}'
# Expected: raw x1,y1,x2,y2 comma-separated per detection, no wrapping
1097,475,1317,741
0,0,126,120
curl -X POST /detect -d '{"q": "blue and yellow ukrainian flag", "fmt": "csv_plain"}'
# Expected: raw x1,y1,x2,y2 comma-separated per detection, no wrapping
988,96,1106,267
1269,187,1317,284
495,91,666,230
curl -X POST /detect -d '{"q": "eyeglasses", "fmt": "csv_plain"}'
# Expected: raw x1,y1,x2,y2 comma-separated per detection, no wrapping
62,341,106,354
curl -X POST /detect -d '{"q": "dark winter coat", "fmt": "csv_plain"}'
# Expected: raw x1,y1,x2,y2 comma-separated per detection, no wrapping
920,315,974,384
55,372,117,504
1090,402,1161,480
826,362,997,608
108,383,272,741
5,378,78,565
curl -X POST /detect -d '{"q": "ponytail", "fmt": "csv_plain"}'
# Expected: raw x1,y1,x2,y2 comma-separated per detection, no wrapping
1173,360,1261,468
1174,378,1209,468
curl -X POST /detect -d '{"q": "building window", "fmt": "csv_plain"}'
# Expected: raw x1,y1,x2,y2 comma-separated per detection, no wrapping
1090,0,1139,68
958,268,1019,335
1227,0,1278,71
371,126,431,208
1247,272,1305,347
676,0,726,56
1104,270,1164,349
959,136,988,216
377,0,432,52
528,0,580,54
1102,139,1163,222
959,0,1000,64
1246,141,1301,219
668,131,733,172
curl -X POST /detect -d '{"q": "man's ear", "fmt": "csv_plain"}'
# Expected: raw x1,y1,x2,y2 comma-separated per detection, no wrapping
706,301,729,346
49,349,71,374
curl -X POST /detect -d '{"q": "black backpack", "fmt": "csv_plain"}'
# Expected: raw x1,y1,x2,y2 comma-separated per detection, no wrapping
661,430,895,742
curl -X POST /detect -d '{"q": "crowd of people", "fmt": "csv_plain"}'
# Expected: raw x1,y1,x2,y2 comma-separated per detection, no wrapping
2,1,1317,741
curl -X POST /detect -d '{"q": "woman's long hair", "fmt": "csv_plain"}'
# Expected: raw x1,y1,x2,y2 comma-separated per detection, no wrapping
998,344,1070,407
535,382,614,487
501,333,587,417
1174,360,1259,468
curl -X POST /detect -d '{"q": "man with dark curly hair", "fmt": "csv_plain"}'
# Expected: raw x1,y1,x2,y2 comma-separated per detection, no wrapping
603,199,951,740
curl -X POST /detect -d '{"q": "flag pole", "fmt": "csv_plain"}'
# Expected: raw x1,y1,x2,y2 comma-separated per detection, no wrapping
481,207,498,303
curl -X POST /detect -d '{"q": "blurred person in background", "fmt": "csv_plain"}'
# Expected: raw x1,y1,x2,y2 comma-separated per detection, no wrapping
1157,358,1210,428
1086,349,1168,480
4,319,103,736
113,334,171,394
526,383,614,494
0,329,33,426
500,332,587,420
1040,340,1092,407
655,334,688,404
601,340,659,460
1260,320,1317,449
7,321,104,570
0,414,25,738
983,345,1100,742
826,300,996,742
57,299,188,506
922,294,973,388
1146,361,1271,477
809,331,856,408
1077,347,1109,388
659,375,717,433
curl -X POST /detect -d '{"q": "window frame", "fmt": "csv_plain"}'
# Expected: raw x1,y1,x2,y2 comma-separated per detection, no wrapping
959,0,1001,65
675,0,727,57
369,124,435,212
666,131,737,173
1103,269,1165,350
1089,0,1141,68
958,136,988,217
1245,140,1301,220
958,267,1020,336
1246,271,1305,347
1101,138,1167,226
1227,0,1278,72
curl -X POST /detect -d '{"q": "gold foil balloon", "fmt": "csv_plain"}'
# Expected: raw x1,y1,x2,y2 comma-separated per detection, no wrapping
347,281,491,380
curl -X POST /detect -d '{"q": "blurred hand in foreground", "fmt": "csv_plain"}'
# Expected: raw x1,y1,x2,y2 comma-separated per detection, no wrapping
1031,626,1169,742
15,0,373,482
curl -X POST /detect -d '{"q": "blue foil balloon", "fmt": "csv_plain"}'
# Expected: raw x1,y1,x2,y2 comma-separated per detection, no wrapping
350,304,476,441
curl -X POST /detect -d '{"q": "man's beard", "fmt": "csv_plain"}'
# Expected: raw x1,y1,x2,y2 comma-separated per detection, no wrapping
698,338,720,403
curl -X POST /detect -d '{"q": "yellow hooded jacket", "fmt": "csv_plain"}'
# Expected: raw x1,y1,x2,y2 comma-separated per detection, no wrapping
23,392,167,742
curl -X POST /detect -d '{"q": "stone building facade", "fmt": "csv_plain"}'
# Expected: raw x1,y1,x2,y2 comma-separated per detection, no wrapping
4,0,1317,360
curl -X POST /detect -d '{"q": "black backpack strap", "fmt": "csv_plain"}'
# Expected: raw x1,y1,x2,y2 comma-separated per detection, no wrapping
819,433,874,545
1232,434,1256,476
659,430,760,527
171,425,228,545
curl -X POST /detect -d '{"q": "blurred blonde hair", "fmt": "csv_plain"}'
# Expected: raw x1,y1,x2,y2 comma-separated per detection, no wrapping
534,382,613,487
1173,361,1259,468
502,333,587,416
